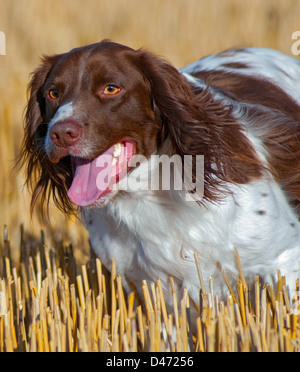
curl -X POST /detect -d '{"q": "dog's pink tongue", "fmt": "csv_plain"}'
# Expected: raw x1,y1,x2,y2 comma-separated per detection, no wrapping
68,147,114,207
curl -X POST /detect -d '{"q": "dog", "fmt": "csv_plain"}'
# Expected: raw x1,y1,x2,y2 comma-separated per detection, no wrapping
22,41,300,318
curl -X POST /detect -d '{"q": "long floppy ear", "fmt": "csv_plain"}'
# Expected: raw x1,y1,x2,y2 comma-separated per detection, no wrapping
19,55,75,217
133,50,264,202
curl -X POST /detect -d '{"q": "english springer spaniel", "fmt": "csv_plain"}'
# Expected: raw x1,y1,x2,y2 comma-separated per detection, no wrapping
22,41,300,317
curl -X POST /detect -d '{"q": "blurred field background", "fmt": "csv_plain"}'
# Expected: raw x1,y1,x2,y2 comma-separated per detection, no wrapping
0,0,300,264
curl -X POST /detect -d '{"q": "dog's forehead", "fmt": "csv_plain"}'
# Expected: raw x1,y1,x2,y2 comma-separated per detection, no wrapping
47,42,143,90
47,42,138,83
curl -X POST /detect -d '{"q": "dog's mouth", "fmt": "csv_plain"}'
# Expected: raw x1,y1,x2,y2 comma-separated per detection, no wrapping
67,140,136,207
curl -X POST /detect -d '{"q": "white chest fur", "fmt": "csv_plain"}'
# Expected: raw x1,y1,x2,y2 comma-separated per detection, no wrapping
83,173,300,310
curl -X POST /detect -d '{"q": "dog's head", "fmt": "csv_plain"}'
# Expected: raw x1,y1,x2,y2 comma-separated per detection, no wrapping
21,41,198,214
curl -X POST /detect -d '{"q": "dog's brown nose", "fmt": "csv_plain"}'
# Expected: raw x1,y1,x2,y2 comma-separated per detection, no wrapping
50,120,82,148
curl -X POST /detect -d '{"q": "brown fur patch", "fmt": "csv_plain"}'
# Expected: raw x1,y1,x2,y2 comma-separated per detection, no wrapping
192,68,300,213
192,69,300,121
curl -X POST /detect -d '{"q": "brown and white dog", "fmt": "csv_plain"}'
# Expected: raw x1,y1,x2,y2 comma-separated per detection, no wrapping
22,41,300,317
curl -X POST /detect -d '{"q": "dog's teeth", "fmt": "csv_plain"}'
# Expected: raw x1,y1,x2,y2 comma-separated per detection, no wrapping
113,143,122,158
111,157,117,167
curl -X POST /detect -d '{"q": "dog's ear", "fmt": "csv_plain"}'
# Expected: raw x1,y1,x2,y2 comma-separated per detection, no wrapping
132,50,198,156
132,49,264,202
20,54,75,217
25,55,61,136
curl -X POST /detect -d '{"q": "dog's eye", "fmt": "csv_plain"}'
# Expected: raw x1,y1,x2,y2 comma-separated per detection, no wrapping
48,89,59,100
103,85,121,95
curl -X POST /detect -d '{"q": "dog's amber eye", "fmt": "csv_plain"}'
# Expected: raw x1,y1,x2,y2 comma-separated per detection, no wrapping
103,85,121,95
49,89,58,100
